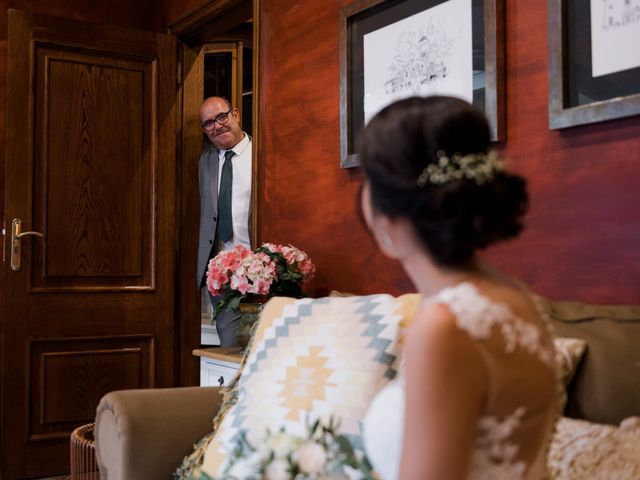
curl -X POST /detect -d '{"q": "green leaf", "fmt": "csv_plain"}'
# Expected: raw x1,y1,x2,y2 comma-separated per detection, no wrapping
335,434,362,469
228,295,243,311
309,418,320,436
361,454,374,471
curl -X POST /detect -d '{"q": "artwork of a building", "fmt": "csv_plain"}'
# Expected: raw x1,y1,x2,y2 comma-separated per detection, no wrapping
385,22,454,95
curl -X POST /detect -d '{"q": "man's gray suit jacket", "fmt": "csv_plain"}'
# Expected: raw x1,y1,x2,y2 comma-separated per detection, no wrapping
197,143,252,288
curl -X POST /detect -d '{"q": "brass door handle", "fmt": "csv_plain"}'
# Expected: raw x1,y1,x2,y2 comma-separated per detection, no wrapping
16,230,44,238
11,218,44,271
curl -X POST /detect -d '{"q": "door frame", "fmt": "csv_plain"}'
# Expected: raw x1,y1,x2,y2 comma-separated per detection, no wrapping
169,0,261,386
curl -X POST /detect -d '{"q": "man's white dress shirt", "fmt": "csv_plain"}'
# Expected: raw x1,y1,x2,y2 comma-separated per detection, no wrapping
217,133,252,251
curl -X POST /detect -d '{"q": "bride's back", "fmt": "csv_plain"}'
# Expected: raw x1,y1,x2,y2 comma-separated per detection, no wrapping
433,281,558,478
363,281,558,480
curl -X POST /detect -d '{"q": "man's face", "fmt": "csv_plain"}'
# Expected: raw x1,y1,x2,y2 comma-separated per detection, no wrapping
199,98,244,150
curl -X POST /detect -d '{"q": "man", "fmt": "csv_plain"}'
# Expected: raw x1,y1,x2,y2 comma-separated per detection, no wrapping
197,96,252,347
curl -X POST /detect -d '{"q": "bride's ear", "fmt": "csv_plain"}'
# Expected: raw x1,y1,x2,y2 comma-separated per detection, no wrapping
361,183,405,259
372,217,403,259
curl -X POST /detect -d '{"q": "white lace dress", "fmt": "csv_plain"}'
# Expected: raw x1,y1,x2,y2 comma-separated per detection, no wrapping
362,282,559,480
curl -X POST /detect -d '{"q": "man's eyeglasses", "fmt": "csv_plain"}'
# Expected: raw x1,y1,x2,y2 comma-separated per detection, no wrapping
201,108,233,132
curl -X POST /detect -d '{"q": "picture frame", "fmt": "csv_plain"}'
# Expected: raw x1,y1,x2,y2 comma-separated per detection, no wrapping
548,0,640,130
339,0,505,169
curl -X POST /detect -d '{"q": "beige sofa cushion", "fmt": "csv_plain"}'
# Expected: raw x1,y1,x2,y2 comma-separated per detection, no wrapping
541,298,640,425
95,386,222,480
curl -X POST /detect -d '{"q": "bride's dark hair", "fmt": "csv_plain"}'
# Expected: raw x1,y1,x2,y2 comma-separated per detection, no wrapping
358,96,528,267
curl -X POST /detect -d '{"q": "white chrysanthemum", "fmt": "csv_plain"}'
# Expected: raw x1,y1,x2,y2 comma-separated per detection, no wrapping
266,431,300,458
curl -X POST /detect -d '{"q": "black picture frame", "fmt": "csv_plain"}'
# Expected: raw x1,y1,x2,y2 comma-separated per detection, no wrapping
548,0,640,130
339,0,505,169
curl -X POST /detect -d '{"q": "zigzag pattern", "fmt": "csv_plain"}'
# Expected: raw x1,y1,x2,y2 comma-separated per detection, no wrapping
201,293,420,477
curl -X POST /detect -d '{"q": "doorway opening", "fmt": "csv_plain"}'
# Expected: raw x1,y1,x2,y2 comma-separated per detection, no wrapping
170,0,260,383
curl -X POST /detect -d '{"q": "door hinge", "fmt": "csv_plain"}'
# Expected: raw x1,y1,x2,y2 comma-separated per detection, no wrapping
177,61,182,85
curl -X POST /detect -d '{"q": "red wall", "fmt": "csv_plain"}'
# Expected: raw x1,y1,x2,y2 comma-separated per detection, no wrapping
257,0,640,304
257,0,409,297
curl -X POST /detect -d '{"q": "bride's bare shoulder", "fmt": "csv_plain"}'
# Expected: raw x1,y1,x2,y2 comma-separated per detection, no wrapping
405,302,483,361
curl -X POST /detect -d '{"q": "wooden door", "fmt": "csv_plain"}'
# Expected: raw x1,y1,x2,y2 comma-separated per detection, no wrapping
1,10,177,479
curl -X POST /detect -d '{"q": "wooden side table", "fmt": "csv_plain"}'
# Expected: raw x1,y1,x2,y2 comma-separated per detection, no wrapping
193,347,244,387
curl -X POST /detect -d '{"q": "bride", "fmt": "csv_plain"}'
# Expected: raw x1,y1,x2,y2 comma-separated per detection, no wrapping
359,96,558,479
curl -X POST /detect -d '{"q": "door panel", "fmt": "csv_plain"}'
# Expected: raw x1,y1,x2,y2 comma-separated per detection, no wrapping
33,47,153,290
28,336,153,440
2,10,177,479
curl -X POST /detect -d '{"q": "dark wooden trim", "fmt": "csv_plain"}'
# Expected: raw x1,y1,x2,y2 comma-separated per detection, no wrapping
174,40,202,387
547,0,640,129
168,0,245,34
2,13,34,475
252,0,261,249
339,0,506,169
197,28,253,45
168,0,251,46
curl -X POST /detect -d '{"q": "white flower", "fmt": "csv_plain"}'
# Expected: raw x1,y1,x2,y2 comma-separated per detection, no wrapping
227,457,258,479
296,441,327,474
266,431,300,458
342,465,367,480
264,459,290,480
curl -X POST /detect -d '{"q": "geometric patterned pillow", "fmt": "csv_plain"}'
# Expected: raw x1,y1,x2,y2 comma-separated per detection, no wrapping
198,293,420,478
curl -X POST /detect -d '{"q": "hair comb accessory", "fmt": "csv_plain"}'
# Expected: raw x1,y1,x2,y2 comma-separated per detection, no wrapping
417,149,505,187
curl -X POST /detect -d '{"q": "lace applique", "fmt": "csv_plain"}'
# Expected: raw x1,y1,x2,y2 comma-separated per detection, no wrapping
471,407,528,480
428,283,555,367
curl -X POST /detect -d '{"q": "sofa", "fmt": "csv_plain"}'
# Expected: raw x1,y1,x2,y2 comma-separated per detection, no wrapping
94,295,640,479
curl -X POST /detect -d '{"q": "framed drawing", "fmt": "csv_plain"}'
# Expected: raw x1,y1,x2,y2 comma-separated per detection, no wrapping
339,0,505,169
548,0,640,129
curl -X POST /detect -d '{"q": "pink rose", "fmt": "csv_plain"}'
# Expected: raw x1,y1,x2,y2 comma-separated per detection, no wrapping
264,459,289,480
295,441,327,474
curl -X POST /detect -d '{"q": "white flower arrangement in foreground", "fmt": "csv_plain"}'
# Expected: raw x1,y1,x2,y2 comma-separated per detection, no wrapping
205,417,375,480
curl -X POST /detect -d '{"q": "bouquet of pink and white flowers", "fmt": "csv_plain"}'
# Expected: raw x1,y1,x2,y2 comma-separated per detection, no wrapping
206,243,316,320
206,417,374,480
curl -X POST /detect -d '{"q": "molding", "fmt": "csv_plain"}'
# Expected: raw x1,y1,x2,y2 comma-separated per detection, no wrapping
168,0,251,45
251,0,261,248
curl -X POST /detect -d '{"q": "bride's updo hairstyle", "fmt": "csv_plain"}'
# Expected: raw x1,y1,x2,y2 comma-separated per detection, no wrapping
359,96,528,267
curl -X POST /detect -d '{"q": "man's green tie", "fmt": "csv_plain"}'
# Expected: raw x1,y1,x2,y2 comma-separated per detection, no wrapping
217,150,234,243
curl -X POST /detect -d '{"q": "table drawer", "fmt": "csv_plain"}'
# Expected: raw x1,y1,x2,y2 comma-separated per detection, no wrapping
200,357,240,387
